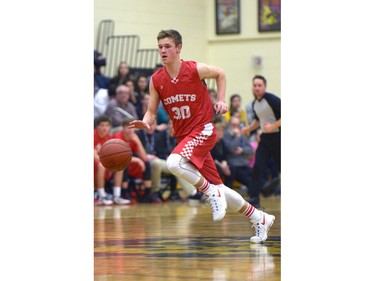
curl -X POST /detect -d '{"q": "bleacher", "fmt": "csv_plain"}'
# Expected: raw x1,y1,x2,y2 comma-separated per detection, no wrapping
95,19,216,89
95,19,161,79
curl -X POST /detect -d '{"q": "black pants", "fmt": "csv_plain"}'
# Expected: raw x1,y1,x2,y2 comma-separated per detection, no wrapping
224,165,253,194
250,132,281,198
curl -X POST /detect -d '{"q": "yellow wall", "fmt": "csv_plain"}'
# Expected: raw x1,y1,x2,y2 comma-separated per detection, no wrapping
94,0,280,106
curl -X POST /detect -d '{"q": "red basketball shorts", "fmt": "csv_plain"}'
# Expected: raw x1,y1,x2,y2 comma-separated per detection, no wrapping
173,123,223,185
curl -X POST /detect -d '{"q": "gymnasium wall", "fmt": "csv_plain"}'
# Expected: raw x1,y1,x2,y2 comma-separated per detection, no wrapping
94,0,281,106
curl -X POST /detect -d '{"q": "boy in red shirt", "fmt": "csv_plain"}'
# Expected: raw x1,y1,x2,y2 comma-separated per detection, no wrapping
94,116,130,205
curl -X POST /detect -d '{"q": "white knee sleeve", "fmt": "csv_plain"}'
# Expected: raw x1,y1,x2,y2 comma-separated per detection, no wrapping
166,154,202,186
217,184,245,212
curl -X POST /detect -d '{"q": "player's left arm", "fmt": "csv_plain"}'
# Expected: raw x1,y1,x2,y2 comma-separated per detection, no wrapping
197,62,227,115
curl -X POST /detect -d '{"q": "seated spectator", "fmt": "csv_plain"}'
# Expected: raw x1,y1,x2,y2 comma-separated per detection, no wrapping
208,88,225,125
224,94,249,130
94,88,109,121
108,61,131,89
208,88,217,105
113,119,161,203
211,122,231,182
104,84,138,134
136,122,196,200
222,116,255,200
138,93,168,131
134,73,149,110
136,93,150,121
93,116,130,206
157,102,169,127
125,79,138,105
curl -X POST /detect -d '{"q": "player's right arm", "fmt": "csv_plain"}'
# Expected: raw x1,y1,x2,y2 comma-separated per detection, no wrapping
197,62,227,115
129,77,160,130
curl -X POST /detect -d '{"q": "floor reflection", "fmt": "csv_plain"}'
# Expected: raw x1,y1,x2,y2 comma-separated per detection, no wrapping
94,197,281,281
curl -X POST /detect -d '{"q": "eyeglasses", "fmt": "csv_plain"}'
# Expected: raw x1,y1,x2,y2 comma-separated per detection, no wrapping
117,91,130,94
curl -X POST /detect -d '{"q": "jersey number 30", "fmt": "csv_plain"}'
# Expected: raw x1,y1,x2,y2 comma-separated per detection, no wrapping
171,106,191,120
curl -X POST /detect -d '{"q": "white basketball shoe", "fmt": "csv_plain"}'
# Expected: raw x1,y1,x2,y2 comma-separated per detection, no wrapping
205,185,227,222
250,211,275,243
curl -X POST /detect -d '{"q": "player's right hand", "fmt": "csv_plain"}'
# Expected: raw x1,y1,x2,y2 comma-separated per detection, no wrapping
128,120,151,130
214,101,228,115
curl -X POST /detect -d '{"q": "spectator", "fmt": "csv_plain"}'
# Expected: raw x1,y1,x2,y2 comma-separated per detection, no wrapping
113,119,161,203
222,116,255,204
136,122,197,201
224,94,249,130
94,116,130,205
125,79,138,105
136,93,150,120
208,88,225,125
208,88,217,105
108,61,131,89
136,73,150,94
94,50,110,90
104,84,138,133
157,102,170,126
94,88,109,120
211,121,231,182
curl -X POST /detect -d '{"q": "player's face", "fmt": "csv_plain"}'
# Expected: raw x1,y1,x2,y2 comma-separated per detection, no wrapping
252,78,266,100
158,37,181,64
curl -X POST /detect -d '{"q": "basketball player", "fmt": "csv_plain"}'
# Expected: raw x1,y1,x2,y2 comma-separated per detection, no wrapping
129,29,275,243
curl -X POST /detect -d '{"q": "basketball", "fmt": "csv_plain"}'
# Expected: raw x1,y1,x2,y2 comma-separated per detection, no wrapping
98,139,132,172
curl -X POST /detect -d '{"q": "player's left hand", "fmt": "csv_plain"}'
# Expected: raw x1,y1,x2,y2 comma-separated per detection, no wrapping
214,101,228,115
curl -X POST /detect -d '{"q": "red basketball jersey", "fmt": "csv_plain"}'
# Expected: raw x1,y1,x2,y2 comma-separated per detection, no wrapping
94,128,112,151
112,131,139,153
152,60,214,139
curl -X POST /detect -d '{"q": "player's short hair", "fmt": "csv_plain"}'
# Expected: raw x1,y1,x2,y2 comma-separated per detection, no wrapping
157,29,182,46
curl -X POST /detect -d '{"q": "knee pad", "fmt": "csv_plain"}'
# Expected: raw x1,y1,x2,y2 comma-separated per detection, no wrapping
166,154,202,185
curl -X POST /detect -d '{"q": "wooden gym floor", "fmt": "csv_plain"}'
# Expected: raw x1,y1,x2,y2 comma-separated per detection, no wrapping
94,195,281,281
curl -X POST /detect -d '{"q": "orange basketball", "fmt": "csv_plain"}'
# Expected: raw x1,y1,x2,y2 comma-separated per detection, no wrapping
98,139,132,172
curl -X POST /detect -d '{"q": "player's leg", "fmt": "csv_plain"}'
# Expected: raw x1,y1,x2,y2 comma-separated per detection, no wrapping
166,153,227,222
201,156,275,244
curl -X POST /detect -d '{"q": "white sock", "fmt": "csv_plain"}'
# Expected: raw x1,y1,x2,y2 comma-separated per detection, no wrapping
216,184,262,221
113,186,121,198
97,187,106,198
197,179,211,194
